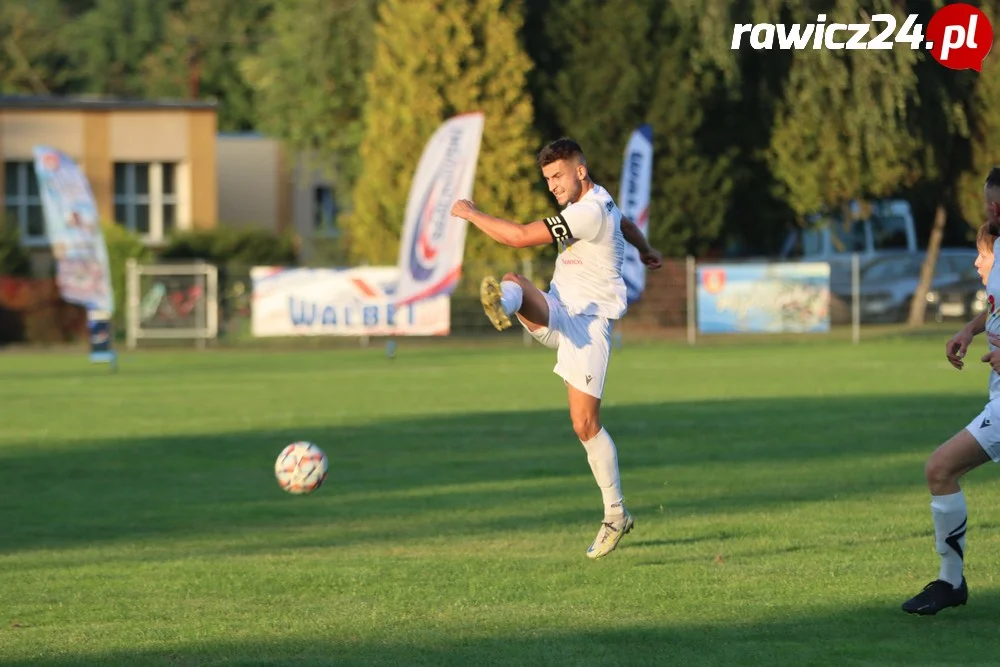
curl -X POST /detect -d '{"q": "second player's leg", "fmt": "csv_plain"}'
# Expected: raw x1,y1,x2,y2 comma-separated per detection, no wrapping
925,428,990,495
902,427,989,615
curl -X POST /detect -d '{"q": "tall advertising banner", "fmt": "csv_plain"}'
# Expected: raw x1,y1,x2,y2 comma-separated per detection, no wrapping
33,146,117,367
394,112,485,307
618,125,653,304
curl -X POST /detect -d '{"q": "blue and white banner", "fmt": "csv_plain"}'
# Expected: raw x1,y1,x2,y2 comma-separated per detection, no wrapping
696,262,830,334
395,112,484,307
251,266,450,337
32,146,114,315
619,125,653,304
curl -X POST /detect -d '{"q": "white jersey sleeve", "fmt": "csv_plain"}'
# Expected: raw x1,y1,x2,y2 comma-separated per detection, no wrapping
545,200,604,243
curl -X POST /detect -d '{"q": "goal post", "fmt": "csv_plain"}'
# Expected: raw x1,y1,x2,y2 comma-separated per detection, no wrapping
125,259,219,350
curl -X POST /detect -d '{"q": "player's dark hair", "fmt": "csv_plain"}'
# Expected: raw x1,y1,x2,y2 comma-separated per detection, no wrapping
986,166,1000,189
537,138,586,168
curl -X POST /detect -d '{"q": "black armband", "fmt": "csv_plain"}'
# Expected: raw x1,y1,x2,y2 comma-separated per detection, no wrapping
544,214,571,243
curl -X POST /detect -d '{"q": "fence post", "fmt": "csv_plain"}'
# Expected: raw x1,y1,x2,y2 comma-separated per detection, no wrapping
126,257,138,351
852,252,860,345
195,261,206,350
686,255,696,346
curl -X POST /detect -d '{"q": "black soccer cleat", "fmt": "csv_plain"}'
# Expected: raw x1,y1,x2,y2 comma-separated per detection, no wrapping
901,578,968,615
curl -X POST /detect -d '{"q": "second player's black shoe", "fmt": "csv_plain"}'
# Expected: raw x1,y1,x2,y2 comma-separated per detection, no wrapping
901,578,968,616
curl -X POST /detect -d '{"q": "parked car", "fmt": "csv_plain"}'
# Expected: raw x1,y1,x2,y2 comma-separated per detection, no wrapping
849,249,979,323
926,275,988,322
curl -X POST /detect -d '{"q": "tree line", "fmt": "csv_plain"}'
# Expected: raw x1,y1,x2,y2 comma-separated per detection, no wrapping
3,0,1000,302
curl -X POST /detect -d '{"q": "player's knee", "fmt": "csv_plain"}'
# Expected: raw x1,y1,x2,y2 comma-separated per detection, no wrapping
572,415,601,442
925,454,960,490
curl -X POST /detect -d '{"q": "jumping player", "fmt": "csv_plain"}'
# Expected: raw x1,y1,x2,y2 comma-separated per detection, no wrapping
450,137,663,559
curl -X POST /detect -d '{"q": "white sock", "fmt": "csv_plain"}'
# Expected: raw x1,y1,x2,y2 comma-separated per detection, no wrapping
581,428,624,518
931,491,967,588
500,281,522,315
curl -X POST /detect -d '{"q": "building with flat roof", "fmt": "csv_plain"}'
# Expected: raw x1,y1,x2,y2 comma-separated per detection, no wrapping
0,94,218,254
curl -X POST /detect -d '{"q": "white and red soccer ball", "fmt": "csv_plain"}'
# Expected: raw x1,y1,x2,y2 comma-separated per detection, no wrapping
274,441,328,495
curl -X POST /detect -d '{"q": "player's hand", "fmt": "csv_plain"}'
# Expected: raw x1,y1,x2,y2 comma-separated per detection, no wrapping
640,249,663,270
946,328,975,369
982,350,1000,373
451,199,478,220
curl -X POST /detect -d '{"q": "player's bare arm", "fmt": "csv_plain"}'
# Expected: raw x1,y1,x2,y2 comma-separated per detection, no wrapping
451,199,553,248
621,216,664,269
946,308,987,370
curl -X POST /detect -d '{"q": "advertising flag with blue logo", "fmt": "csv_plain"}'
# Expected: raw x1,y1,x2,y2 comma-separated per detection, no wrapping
32,146,117,367
394,112,485,307
618,125,653,304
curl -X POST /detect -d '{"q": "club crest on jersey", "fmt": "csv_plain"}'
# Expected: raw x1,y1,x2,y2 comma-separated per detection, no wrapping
990,294,997,318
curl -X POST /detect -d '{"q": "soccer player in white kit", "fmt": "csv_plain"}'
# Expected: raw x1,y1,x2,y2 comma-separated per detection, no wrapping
901,167,1000,615
450,138,663,559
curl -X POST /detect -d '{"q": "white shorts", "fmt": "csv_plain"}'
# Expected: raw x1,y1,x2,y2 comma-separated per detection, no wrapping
518,291,614,399
966,399,1000,462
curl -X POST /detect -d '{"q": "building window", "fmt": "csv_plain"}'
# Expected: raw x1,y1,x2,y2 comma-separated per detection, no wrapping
314,185,338,237
114,162,178,241
3,161,45,243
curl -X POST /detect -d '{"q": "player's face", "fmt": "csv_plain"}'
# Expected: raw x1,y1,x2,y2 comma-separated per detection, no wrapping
975,248,994,286
541,159,583,207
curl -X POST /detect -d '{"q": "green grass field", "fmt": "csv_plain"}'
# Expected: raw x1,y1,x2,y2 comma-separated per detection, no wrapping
4,336,1000,665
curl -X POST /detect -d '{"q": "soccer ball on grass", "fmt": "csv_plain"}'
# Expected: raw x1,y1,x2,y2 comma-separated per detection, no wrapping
274,441,328,495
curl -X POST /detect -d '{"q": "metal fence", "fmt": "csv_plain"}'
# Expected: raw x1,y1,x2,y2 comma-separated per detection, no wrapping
124,254,978,350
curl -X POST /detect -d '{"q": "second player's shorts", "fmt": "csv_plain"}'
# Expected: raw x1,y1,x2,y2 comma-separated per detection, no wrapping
517,291,614,399
966,398,1000,462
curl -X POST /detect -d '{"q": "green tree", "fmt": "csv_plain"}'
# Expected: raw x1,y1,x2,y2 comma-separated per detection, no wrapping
768,1,923,220
956,4,1000,233
342,0,548,270
141,0,272,131
532,0,659,188
0,0,80,95
242,0,377,201
645,6,734,256
523,1,736,256
906,1,1000,325
64,0,174,97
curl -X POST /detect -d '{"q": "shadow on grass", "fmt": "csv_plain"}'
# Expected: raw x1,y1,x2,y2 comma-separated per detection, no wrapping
0,393,989,555
6,592,1000,666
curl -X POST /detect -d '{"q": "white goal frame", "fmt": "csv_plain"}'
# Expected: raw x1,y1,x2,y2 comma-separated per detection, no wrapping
125,259,219,350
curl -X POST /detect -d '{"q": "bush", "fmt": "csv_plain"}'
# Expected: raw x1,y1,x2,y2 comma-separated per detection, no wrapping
159,227,299,267
101,221,152,330
0,217,32,278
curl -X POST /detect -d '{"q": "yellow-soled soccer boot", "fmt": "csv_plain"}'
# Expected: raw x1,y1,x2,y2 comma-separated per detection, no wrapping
480,276,512,331
586,510,634,560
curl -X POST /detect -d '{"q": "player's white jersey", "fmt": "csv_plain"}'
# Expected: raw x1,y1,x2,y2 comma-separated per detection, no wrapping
985,236,1000,400
542,184,627,320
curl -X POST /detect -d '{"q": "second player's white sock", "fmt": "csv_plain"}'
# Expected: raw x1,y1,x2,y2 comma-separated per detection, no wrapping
581,428,624,518
500,281,522,315
931,491,967,588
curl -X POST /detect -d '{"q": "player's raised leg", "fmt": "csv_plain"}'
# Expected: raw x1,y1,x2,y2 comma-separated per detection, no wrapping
902,426,988,615
567,385,632,559
480,272,549,332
